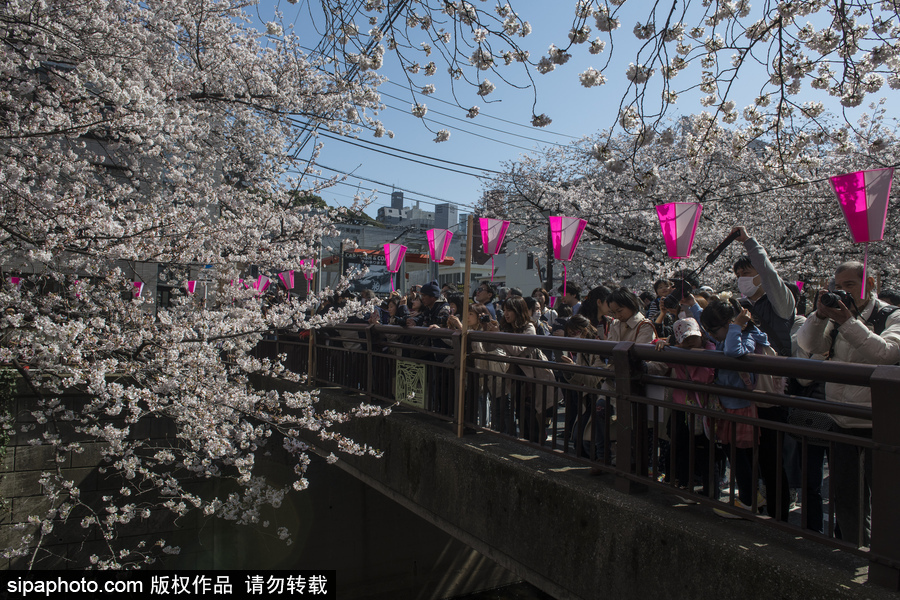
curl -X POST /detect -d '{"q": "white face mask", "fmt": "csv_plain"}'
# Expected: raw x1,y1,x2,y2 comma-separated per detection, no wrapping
737,276,760,298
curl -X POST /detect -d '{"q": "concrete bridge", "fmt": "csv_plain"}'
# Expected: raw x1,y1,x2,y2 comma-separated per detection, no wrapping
308,384,891,600
256,324,900,599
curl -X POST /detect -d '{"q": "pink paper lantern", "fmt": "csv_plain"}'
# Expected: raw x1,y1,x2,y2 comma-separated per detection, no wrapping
479,218,509,281
384,244,407,292
279,270,295,290
133,281,144,299
8,277,21,288
656,202,703,260
300,259,316,294
426,228,453,263
829,167,894,298
795,281,805,294
549,216,587,298
186,281,197,294
252,275,270,296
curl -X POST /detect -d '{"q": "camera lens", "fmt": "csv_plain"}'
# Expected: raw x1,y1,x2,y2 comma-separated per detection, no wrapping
821,290,849,308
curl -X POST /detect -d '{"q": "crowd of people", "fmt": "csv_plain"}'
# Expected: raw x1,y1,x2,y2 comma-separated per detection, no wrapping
334,225,900,543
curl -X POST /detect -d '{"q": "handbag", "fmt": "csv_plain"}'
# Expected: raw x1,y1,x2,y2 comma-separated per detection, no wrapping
714,404,758,448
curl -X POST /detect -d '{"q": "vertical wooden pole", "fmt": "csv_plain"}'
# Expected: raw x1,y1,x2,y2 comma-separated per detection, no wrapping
456,215,475,438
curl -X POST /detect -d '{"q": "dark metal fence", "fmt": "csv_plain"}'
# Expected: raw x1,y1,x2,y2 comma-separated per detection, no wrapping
257,324,900,590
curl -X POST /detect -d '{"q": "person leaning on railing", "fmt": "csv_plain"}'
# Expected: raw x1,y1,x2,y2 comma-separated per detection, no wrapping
652,317,718,498
698,297,771,518
795,261,900,546
483,296,557,442
556,314,604,458
447,303,506,428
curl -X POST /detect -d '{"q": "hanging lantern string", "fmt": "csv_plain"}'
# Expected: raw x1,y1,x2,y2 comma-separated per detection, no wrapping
862,242,868,300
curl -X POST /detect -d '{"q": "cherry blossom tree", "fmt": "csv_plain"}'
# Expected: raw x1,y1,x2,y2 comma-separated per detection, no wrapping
278,1,900,152
481,109,900,289
3,0,899,569
0,0,390,568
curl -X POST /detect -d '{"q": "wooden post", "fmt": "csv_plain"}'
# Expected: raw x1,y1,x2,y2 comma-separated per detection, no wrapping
456,214,475,438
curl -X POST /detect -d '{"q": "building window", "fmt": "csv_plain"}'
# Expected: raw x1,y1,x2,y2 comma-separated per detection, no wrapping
527,253,534,270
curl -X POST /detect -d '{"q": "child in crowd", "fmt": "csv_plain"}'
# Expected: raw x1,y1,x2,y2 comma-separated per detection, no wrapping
654,318,717,497
699,297,771,517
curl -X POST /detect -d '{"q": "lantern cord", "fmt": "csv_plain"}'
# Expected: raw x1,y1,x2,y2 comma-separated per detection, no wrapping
491,255,495,282
862,242,868,300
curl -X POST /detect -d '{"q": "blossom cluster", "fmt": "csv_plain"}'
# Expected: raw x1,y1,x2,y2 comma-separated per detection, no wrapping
0,0,393,568
479,109,900,289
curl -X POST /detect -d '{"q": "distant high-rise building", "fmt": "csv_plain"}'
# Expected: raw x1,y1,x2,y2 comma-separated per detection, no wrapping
434,203,458,230
391,191,404,210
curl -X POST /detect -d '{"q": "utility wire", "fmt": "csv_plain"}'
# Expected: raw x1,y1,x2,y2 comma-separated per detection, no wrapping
293,166,481,210
382,79,582,142
378,88,572,150
312,129,501,176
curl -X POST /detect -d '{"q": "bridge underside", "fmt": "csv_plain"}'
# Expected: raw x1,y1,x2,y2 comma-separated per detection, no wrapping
308,386,892,600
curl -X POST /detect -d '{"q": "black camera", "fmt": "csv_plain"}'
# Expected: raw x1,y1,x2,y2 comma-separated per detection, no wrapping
479,314,492,324
663,278,693,309
662,293,681,310
821,289,852,309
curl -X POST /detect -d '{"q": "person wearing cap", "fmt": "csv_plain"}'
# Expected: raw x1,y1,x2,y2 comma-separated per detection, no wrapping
410,280,451,328
404,281,453,410
654,317,717,497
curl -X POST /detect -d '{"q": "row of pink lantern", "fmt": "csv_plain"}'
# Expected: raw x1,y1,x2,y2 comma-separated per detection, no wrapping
125,165,900,304
657,167,893,300
479,216,586,297
384,219,588,296
383,227,457,291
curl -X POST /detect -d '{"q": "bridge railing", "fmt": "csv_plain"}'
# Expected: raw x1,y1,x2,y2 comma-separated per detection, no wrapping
257,324,900,590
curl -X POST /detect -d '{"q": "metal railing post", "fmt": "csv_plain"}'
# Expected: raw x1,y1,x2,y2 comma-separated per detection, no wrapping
453,330,466,436
612,341,647,494
869,365,900,589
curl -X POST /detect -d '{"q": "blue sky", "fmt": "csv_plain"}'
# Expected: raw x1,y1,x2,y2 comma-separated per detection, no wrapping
256,1,897,220
255,1,659,218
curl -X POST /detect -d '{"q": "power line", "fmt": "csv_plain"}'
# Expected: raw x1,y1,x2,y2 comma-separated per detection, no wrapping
312,129,501,176
377,89,572,151
293,166,481,211
380,80,582,142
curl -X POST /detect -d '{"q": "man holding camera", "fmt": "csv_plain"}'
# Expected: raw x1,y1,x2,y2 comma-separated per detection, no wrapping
729,226,801,521
731,226,799,355
796,261,900,545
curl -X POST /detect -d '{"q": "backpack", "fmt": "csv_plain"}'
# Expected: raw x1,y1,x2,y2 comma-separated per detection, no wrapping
750,342,785,406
